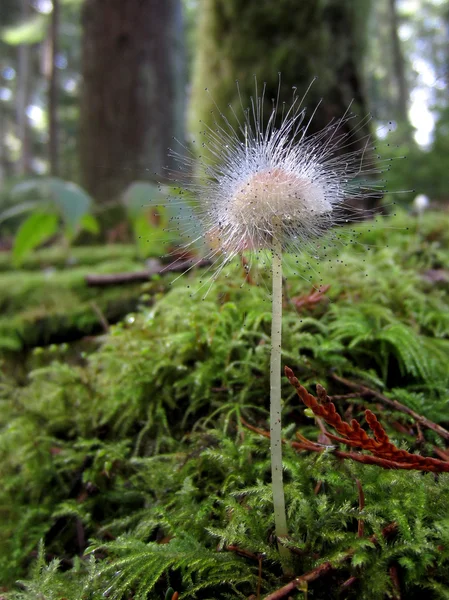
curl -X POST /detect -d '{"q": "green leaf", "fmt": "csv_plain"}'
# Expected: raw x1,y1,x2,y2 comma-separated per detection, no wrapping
1,15,47,45
0,200,42,225
132,212,170,257
10,178,94,238
12,212,59,267
47,179,93,238
122,181,166,219
10,178,47,199
79,214,100,235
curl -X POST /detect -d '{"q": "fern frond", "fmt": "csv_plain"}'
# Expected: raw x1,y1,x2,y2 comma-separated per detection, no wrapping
90,533,258,599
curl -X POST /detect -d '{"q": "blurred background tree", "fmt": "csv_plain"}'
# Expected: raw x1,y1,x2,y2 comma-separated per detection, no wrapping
79,0,185,208
0,0,448,241
189,0,372,150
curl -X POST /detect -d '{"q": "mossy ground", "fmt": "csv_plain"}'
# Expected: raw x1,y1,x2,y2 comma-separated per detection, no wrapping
0,245,152,362
1,210,449,598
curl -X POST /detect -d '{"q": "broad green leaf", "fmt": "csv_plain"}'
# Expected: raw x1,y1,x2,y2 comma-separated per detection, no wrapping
122,181,166,219
10,178,46,199
12,212,59,267
0,200,42,225
133,212,162,257
79,213,100,235
48,180,93,237
11,178,94,237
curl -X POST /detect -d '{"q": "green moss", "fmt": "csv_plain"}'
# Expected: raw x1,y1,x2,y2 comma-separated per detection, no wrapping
0,253,157,353
1,210,449,597
0,244,140,272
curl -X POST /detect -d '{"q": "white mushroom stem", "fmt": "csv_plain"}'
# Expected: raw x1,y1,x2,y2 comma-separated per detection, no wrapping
270,223,289,563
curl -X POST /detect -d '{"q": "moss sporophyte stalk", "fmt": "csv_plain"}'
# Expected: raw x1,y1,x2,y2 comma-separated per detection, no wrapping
162,77,389,565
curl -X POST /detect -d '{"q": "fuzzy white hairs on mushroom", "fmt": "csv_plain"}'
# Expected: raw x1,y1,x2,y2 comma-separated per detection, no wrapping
156,76,396,299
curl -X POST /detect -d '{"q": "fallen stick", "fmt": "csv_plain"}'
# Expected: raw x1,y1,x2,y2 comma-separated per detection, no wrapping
85,258,211,287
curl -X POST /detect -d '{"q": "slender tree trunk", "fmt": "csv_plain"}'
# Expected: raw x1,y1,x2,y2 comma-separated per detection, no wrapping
79,0,185,208
16,0,31,176
388,0,411,135
48,0,60,176
445,3,449,89
0,103,5,185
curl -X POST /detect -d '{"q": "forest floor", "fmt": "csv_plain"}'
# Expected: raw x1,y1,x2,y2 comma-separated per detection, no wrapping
1,209,449,599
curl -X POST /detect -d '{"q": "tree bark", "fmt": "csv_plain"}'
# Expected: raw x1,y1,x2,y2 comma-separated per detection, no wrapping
79,0,185,208
16,0,31,176
48,0,60,176
445,3,449,89
190,0,372,152
387,0,411,133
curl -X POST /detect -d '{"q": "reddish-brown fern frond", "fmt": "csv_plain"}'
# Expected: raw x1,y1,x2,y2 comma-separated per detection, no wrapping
284,366,449,473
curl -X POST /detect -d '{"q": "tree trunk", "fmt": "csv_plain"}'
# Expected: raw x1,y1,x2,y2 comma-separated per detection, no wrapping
387,0,412,138
445,3,449,89
48,0,60,176
190,0,372,151
79,0,185,208
16,0,31,176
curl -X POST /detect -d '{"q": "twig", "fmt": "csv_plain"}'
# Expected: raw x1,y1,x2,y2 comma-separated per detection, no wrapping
389,565,401,600
356,479,365,537
291,284,330,311
226,545,264,599
90,302,109,332
262,565,332,600
340,576,358,590
331,373,449,442
263,523,398,600
85,258,211,287
226,545,260,562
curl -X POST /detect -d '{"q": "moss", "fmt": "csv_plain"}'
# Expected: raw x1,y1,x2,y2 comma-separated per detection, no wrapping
0,254,156,354
0,244,140,272
1,210,449,597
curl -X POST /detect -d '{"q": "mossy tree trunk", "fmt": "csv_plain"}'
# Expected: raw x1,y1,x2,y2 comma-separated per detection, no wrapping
190,0,372,159
79,0,185,209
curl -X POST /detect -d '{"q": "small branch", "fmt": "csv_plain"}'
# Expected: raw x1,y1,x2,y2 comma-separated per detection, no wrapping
226,545,261,562
356,479,365,537
389,565,401,600
263,523,398,600
244,369,449,473
85,258,211,287
89,302,109,332
331,373,449,442
291,284,330,311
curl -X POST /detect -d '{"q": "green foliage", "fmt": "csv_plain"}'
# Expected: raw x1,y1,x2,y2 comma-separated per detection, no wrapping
0,252,148,352
1,14,47,45
90,534,258,599
0,244,140,272
122,182,201,258
1,210,449,597
377,107,449,205
4,178,100,265
12,212,59,267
